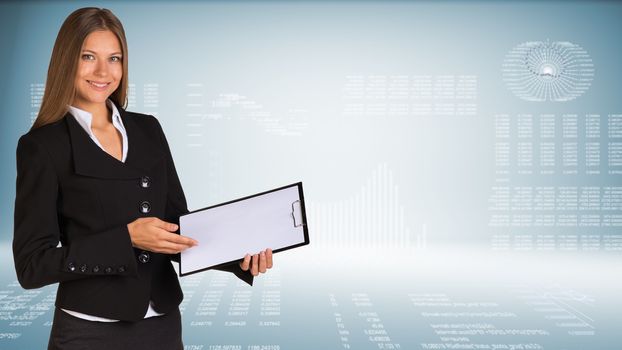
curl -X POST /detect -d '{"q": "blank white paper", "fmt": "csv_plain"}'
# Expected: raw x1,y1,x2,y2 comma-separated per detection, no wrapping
179,185,306,275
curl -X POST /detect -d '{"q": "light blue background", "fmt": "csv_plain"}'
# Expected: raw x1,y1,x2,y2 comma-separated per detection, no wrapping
1,1,621,349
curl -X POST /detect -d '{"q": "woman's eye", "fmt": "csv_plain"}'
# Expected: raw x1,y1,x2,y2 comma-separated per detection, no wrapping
81,54,121,62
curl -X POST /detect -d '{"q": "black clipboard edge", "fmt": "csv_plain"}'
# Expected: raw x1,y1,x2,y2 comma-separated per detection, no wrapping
178,181,309,277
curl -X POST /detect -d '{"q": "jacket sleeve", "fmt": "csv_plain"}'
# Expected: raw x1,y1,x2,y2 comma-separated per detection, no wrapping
13,134,139,290
152,116,254,286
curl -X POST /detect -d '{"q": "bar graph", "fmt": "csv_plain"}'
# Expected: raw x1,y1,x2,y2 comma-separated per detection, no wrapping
306,163,427,250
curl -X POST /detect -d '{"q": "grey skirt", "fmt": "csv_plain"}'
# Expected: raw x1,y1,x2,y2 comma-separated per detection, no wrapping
47,307,183,350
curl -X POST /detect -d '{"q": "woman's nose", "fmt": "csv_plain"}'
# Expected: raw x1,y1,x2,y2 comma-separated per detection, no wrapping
93,59,109,77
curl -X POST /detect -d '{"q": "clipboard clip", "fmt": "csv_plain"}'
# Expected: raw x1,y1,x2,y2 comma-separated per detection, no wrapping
291,200,305,228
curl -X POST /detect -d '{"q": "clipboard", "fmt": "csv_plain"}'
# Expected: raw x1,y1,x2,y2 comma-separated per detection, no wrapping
179,182,309,277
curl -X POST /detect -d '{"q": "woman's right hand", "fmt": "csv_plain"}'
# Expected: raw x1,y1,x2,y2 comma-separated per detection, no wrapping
127,217,198,254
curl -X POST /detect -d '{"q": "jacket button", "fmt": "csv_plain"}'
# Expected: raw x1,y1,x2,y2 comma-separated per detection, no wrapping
118,265,126,273
138,251,150,263
104,267,113,274
140,176,151,188
92,265,101,273
79,264,88,273
140,201,151,214
67,262,76,272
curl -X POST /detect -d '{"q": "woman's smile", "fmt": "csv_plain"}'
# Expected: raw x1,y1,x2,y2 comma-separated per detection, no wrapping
87,80,111,90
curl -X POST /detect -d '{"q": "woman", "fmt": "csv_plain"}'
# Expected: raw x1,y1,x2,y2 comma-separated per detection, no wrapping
13,7,273,349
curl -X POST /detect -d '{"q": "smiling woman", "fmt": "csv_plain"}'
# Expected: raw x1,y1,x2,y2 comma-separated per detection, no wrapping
73,31,123,112
13,7,272,350
32,9,129,130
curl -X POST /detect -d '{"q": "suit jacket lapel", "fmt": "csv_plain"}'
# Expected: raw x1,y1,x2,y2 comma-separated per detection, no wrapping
66,104,164,179
120,106,165,173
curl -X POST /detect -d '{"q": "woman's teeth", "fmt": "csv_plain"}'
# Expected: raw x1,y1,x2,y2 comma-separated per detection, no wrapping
88,81,109,88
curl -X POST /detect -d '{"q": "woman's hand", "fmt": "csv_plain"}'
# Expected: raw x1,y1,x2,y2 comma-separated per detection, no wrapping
239,248,273,276
127,217,198,254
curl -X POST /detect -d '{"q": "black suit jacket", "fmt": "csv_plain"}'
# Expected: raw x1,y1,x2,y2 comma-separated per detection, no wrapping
13,103,253,321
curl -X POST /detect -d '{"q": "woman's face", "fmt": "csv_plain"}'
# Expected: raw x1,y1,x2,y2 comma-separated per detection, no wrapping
72,30,123,110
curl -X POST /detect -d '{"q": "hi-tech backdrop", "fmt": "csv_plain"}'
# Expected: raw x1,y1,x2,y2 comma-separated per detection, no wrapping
1,1,621,349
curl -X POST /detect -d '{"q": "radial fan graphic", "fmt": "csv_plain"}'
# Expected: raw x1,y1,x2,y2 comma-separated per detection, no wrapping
502,40,594,102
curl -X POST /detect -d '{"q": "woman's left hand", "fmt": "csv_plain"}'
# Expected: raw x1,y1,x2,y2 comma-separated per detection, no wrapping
239,248,273,276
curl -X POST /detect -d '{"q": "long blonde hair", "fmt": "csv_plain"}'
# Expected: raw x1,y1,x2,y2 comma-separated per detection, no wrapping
32,7,129,130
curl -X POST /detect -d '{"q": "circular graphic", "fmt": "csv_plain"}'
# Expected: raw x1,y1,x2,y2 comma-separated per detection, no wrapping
502,40,594,102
